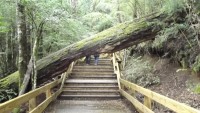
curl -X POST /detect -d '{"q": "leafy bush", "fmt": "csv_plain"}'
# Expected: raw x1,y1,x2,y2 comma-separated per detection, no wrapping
122,56,160,87
152,23,187,49
162,0,187,13
192,55,200,73
0,89,17,103
194,84,200,94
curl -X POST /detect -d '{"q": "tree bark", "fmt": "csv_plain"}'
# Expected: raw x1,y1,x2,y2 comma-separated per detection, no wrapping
32,21,45,89
16,1,30,89
1,12,168,88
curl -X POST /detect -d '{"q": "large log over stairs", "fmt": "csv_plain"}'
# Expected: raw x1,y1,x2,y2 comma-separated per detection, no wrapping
59,58,121,100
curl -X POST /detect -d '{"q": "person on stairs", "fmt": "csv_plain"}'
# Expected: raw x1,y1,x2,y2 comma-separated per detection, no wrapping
94,53,99,65
85,55,91,65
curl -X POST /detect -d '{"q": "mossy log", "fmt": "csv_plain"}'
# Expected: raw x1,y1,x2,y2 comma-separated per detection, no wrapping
36,13,165,84
1,12,168,87
0,72,19,89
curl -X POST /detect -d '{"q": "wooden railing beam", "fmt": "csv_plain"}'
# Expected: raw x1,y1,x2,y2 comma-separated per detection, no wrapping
0,61,75,113
120,78,200,113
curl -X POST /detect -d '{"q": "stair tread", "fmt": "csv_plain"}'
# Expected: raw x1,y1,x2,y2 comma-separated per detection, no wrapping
60,58,120,100
64,86,118,88
70,75,116,78
65,79,118,83
73,69,114,72
62,89,119,92
60,94,120,97
72,72,115,74
74,65,113,68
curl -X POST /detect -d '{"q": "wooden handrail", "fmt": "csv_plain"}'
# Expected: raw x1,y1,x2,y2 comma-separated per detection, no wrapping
112,52,200,113
0,61,75,113
112,53,121,89
120,78,200,113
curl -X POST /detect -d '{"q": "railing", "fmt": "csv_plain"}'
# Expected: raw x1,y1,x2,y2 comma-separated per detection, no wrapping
112,53,200,113
0,62,75,113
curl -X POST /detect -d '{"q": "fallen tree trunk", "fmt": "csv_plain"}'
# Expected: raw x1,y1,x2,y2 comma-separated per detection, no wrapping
1,12,167,87
36,13,164,84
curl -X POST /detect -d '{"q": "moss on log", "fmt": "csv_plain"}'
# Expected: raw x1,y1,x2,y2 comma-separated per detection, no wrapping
0,71,19,89
1,12,168,87
36,13,164,84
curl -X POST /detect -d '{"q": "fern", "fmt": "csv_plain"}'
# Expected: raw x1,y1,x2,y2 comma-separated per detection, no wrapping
0,89,17,103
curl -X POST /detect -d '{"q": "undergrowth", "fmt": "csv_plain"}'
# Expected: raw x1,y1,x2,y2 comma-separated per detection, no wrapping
194,84,200,94
0,89,17,103
122,55,160,87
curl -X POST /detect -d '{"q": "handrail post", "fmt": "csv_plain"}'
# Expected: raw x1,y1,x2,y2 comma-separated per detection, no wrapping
46,89,51,98
29,98,36,111
144,96,152,109
112,53,121,89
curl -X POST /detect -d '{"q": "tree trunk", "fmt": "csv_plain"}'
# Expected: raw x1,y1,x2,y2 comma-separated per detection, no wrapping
117,0,123,23
16,1,29,89
1,12,171,88
36,12,165,84
32,21,45,89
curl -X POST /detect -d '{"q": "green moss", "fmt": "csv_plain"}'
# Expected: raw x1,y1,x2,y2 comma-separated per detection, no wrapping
0,71,19,89
12,108,20,113
192,55,200,73
194,84,200,94
180,58,188,69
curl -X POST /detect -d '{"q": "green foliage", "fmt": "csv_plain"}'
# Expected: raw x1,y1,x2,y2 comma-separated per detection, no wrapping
152,23,187,49
96,19,113,32
162,0,187,13
0,89,17,103
194,84,200,94
82,12,114,31
192,55,200,73
0,16,9,33
122,56,160,87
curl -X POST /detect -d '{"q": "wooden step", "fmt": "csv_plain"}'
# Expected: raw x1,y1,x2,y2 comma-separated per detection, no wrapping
65,83,118,87
72,68,114,72
72,72,115,75
65,79,118,84
77,62,112,66
63,86,119,90
70,74,116,77
59,94,121,100
61,90,119,95
74,65,113,69
59,58,120,100
69,75,116,79
62,89,119,93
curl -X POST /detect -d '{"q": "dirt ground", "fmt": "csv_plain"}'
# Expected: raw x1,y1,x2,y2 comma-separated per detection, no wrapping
124,55,200,113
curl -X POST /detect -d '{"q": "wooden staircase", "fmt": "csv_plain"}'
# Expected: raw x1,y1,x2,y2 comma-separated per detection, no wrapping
59,58,121,100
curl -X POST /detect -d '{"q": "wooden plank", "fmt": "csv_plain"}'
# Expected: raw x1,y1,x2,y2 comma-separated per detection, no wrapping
0,62,75,113
120,78,200,113
30,62,74,113
112,53,121,89
144,96,152,109
119,89,154,113
30,89,62,113
0,78,62,113
46,89,51,98
29,98,36,111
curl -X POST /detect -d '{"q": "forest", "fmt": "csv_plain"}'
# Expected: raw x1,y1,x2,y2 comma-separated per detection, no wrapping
0,0,200,110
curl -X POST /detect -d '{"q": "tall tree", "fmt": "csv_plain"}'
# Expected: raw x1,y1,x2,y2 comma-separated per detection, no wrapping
16,0,30,90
